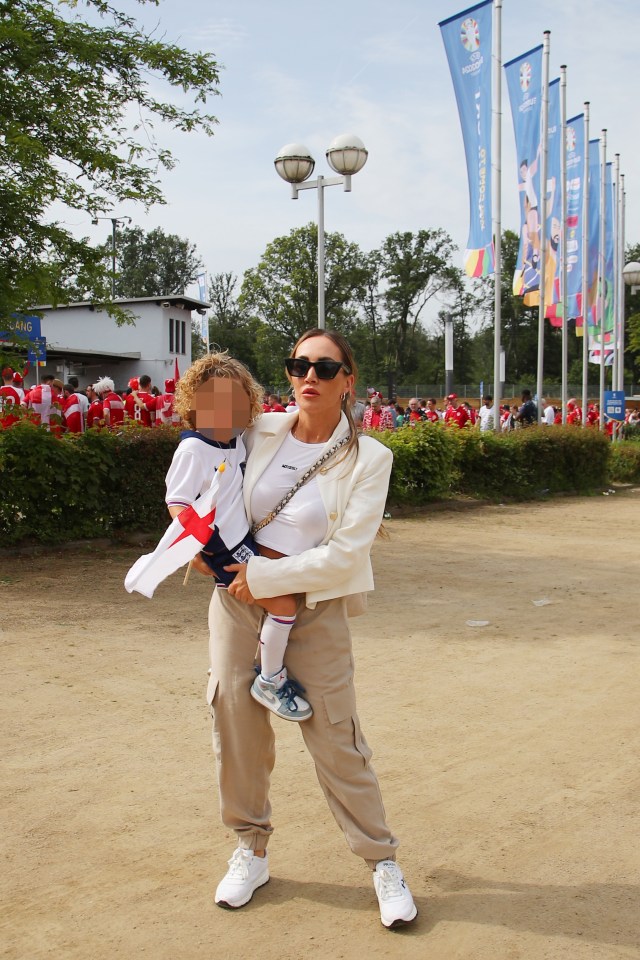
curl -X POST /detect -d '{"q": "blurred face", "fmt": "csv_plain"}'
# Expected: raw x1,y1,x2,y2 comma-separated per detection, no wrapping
288,335,354,420
371,398,382,410
190,376,251,443
409,399,419,411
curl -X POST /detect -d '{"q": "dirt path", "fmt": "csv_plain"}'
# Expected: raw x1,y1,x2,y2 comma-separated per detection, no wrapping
2,492,640,960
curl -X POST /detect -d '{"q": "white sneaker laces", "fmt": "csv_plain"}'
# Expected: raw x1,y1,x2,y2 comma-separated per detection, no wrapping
226,848,252,881
377,862,404,900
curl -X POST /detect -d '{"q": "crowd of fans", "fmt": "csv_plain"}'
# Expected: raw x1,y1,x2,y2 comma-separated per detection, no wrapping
0,366,180,433
1,365,638,436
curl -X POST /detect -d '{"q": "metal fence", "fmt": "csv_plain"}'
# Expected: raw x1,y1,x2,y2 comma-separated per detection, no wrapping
391,384,640,401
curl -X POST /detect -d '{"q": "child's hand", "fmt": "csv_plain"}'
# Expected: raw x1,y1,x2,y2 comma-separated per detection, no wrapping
191,554,216,578
225,563,255,604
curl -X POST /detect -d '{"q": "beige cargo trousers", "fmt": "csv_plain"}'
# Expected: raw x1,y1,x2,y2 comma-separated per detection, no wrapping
207,587,400,869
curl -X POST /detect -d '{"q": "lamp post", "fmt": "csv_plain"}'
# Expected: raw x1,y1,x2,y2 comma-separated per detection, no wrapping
274,134,368,329
91,215,132,298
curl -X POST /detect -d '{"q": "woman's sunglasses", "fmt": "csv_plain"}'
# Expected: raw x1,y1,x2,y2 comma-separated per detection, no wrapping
285,357,350,380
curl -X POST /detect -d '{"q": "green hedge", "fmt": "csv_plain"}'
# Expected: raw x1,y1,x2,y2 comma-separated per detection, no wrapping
375,422,611,505
608,438,640,483
0,422,179,544
0,420,633,546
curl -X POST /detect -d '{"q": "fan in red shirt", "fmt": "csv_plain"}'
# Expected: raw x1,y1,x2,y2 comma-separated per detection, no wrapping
267,393,287,412
566,398,582,426
0,367,21,428
86,384,105,428
155,378,179,426
362,395,395,431
94,376,125,428
61,383,83,433
124,374,155,426
444,393,469,428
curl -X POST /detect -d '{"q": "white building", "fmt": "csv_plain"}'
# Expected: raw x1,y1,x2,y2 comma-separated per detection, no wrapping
28,296,209,390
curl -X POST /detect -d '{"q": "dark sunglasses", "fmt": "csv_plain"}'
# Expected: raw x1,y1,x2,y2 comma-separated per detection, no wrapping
285,357,350,380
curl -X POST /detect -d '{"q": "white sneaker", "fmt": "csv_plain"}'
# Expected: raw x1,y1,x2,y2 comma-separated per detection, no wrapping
214,848,269,909
373,860,418,928
250,667,313,722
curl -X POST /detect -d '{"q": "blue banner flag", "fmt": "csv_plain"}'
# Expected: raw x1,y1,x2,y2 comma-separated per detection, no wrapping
586,139,601,335
504,45,543,302
565,113,584,321
543,79,562,319
439,1,494,278
603,162,615,338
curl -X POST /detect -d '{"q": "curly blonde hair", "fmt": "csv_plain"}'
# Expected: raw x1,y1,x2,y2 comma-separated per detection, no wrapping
174,351,264,430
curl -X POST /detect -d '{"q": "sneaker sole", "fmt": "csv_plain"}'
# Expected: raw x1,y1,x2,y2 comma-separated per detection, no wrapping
250,686,313,722
382,905,418,929
215,875,270,909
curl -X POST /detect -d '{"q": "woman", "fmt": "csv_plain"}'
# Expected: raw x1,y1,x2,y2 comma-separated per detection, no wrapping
205,329,417,930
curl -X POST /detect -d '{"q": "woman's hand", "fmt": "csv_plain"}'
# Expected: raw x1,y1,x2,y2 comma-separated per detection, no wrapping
225,563,256,604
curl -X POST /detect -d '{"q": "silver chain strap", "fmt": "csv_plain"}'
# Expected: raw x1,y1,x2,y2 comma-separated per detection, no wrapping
250,435,349,536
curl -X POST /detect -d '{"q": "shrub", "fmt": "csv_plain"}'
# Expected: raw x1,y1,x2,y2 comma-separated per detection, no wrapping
0,423,179,545
608,441,640,483
373,423,456,504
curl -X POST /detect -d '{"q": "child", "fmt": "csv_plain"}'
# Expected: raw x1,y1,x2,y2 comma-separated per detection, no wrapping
169,352,312,722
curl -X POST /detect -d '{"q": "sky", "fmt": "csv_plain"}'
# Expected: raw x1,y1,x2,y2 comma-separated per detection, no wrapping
73,0,639,322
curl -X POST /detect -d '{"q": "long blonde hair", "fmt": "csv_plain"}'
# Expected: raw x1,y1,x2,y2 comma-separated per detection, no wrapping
174,351,264,430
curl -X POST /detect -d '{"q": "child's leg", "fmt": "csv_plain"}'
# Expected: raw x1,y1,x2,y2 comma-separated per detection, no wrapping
258,595,296,680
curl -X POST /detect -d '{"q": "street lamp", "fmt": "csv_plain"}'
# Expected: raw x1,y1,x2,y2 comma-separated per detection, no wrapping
92,215,132,298
275,133,368,329
623,261,640,295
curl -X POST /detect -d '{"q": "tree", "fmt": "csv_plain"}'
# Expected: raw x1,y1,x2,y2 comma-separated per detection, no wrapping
113,226,202,298
240,223,369,346
625,242,640,382
353,229,459,384
205,272,265,379
0,0,220,325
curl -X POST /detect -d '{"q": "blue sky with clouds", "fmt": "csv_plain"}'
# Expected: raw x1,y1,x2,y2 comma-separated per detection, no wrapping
76,0,639,318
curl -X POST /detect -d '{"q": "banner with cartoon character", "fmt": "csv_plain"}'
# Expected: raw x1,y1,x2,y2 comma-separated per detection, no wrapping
504,45,543,301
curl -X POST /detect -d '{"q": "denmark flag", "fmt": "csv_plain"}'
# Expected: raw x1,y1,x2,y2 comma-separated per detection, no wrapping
124,466,223,598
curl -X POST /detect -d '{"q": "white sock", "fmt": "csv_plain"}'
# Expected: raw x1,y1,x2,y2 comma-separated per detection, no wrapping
259,613,295,679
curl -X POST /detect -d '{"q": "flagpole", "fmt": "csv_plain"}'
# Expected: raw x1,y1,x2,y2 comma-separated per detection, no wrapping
560,65,568,423
618,173,626,394
598,130,607,431
492,0,502,431
612,154,620,395
581,104,590,425
536,31,550,422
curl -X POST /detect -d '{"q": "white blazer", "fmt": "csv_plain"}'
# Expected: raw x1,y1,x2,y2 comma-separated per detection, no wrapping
243,412,392,611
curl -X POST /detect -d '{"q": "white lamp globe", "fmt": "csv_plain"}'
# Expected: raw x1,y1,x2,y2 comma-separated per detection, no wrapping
623,261,640,287
326,134,368,176
274,144,315,184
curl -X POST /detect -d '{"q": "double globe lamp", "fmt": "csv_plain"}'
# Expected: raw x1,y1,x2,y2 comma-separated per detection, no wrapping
274,134,368,329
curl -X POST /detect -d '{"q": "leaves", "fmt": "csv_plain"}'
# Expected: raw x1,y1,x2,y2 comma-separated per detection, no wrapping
0,0,220,323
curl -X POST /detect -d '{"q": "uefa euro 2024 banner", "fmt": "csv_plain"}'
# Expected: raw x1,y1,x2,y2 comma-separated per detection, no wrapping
586,139,601,334
565,113,585,323
542,78,561,319
604,163,615,339
439,1,494,278
504,45,543,303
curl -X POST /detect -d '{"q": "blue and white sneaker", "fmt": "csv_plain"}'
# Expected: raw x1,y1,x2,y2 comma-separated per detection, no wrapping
250,667,313,722
373,860,418,928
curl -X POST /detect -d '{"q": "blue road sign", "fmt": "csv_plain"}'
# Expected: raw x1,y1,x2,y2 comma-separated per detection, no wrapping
603,390,625,422
27,336,46,364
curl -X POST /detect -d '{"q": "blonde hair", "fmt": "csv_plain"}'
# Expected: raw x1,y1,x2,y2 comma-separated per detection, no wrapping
174,351,264,430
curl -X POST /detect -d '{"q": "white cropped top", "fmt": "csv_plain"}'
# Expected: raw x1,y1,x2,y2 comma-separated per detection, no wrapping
250,431,329,555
